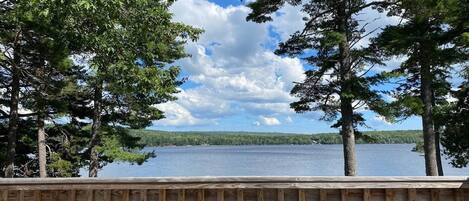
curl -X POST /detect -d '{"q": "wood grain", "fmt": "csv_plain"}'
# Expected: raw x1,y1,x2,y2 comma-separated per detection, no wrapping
87,190,94,201
141,189,148,201
408,189,417,201
341,189,348,201
277,189,284,201
160,189,167,201
0,177,466,201
0,190,7,201
69,190,76,201
218,189,224,201
1,176,468,186
257,189,264,201
319,189,327,201
298,189,305,201
197,189,204,201
18,190,24,201
454,189,463,201
179,189,186,201
386,189,394,201
363,189,371,201
123,190,130,201
431,189,439,201
34,190,41,201
104,190,112,201
237,189,243,201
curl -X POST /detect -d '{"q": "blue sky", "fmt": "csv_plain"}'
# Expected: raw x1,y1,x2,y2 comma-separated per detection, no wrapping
147,0,424,134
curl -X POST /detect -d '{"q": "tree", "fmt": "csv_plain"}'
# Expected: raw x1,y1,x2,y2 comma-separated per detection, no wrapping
371,0,468,176
0,0,202,177
0,0,23,177
64,0,202,177
441,81,469,168
246,0,394,176
440,0,469,168
0,0,79,177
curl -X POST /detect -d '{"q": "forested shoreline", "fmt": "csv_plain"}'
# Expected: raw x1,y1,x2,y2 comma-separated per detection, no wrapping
132,130,422,146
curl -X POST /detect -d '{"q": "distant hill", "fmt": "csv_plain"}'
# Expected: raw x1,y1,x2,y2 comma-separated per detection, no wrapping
130,130,422,146
137,130,309,136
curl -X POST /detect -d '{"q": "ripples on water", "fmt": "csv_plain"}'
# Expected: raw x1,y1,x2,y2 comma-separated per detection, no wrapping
93,144,468,177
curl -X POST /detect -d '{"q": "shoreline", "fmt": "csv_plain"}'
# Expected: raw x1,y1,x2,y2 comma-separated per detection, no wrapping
145,143,418,148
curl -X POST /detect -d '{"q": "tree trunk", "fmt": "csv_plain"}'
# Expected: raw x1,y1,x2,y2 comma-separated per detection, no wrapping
435,127,444,176
421,63,438,176
340,101,357,176
37,113,47,178
337,0,357,176
5,33,21,178
431,87,444,176
35,57,47,178
88,80,103,177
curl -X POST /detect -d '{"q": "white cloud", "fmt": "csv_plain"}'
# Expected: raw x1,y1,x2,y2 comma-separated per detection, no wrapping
152,0,307,127
258,116,281,126
154,102,214,126
373,115,392,125
269,4,306,41
155,0,406,128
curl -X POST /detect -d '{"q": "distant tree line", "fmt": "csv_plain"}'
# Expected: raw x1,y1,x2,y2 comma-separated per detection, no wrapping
132,130,422,146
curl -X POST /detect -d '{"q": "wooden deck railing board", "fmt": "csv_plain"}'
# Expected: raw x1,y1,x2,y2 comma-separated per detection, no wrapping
0,177,468,201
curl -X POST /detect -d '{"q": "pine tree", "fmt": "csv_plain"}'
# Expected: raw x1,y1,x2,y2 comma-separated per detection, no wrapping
65,0,202,177
246,0,395,176
1,0,78,177
439,0,469,170
1,0,202,177
371,0,468,176
441,82,469,168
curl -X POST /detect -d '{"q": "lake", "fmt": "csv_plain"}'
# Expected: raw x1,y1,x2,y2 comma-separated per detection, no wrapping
94,144,468,177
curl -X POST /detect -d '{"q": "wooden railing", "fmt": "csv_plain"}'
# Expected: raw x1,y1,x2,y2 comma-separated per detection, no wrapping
0,177,468,201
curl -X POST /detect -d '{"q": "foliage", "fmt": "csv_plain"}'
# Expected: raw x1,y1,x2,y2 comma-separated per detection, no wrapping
412,141,425,153
371,0,469,175
441,83,469,168
133,130,423,146
371,0,467,119
246,0,397,139
439,0,469,168
0,0,201,177
246,0,401,176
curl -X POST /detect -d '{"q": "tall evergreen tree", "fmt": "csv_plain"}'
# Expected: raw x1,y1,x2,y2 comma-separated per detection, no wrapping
1,0,201,177
440,83,469,168
65,0,202,177
1,0,78,177
371,0,468,176
1,0,32,177
439,0,469,170
246,0,394,176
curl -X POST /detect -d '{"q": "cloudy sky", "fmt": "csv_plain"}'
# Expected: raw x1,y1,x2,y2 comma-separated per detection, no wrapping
149,0,423,133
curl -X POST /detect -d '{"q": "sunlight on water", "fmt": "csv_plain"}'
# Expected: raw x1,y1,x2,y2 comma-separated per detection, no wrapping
86,144,468,177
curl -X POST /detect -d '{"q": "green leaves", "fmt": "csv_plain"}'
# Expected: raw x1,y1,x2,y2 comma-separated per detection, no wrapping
77,0,95,10
97,128,154,165
0,0,201,177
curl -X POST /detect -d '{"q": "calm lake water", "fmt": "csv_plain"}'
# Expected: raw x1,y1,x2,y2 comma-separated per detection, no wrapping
94,144,468,177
